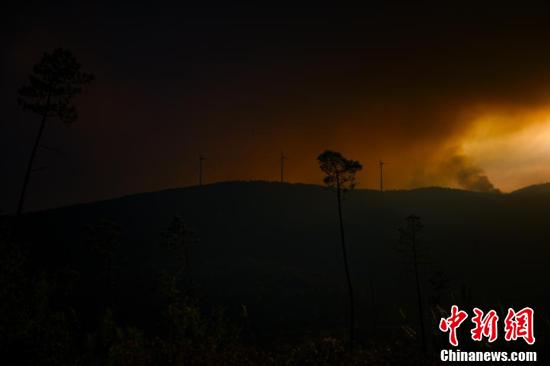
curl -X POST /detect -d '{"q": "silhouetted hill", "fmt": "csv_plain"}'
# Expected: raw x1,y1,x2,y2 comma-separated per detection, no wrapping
511,182,550,195
12,181,550,340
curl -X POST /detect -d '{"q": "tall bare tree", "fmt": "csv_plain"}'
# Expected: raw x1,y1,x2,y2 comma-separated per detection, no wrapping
85,219,120,303
16,49,93,218
399,214,427,355
161,215,197,291
317,150,362,350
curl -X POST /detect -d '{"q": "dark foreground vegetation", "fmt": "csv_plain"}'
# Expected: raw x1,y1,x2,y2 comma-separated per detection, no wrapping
1,181,549,365
0,216,433,366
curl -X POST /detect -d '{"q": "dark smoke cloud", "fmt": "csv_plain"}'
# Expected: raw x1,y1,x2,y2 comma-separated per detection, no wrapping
444,155,501,193
409,148,501,193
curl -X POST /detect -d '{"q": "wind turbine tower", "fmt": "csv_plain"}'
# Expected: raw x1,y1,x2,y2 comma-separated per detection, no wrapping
280,152,287,183
379,160,385,192
199,154,205,186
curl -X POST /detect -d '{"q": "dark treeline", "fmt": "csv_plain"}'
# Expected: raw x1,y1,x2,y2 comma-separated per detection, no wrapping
2,180,549,365
1,211,437,366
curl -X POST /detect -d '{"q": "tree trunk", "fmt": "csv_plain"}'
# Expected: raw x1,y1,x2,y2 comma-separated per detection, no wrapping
412,228,426,355
14,109,48,231
336,177,355,351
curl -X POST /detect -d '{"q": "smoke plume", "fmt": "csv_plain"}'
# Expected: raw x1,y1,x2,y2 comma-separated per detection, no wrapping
443,155,501,193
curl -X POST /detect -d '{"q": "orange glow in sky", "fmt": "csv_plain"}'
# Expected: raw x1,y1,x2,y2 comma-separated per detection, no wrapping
461,107,550,192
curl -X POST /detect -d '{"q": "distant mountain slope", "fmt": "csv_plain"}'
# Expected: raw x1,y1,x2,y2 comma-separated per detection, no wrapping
12,181,550,338
511,182,550,195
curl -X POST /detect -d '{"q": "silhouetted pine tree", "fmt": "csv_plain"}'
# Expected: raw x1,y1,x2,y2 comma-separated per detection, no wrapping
15,49,93,226
317,150,362,351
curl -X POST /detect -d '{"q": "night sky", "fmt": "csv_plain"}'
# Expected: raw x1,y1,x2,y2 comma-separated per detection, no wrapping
4,2,550,211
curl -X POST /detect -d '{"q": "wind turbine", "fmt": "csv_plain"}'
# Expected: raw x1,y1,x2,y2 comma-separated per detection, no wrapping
199,154,205,186
280,151,287,183
379,160,386,192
